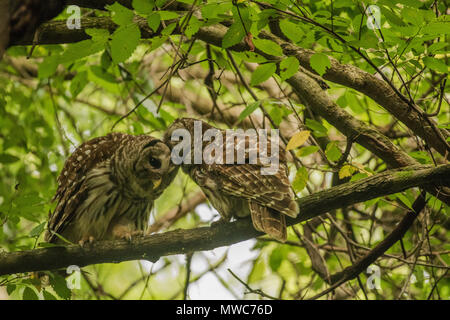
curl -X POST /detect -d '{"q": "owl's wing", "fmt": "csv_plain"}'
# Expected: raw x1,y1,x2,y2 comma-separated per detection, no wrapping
47,133,135,242
207,162,299,218
205,129,298,218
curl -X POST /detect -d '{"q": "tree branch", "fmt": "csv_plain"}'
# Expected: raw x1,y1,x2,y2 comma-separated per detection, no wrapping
11,3,450,157
0,164,448,276
308,191,427,300
10,17,450,204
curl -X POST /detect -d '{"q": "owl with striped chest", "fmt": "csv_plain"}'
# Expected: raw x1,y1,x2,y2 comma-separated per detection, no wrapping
46,133,178,244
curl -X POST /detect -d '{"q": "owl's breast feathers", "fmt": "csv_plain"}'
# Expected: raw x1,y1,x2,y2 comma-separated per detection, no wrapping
46,133,166,243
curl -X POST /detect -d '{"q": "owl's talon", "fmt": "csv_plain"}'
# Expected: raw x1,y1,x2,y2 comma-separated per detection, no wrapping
78,236,95,247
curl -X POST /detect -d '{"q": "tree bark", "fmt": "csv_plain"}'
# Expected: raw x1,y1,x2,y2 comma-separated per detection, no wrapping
0,164,448,276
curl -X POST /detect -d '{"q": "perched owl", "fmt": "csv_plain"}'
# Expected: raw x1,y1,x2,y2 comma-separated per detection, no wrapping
45,132,178,244
164,118,298,242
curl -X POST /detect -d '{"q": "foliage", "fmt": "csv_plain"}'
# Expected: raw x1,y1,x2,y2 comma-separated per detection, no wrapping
0,0,448,300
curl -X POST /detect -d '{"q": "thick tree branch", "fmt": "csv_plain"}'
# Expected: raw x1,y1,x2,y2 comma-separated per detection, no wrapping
9,16,450,204
10,2,450,157
0,164,448,276
11,19,434,165
259,27,449,159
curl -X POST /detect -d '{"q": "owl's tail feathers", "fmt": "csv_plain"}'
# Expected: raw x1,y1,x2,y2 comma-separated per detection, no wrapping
249,202,287,242
280,198,299,218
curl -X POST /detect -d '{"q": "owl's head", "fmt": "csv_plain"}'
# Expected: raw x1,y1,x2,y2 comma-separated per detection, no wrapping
112,136,178,199
163,117,215,150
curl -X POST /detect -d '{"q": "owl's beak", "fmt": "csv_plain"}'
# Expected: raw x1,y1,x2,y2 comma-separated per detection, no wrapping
153,178,162,190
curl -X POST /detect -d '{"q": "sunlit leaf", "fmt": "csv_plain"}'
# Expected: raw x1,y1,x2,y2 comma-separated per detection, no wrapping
250,63,276,86
293,167,308,193
310,53,331,76
279,56,299,81
238,101,260,122
286,130,310,151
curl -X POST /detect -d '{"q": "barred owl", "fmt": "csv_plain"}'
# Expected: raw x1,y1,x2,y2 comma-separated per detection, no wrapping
164,118,298,242
45,133,178,244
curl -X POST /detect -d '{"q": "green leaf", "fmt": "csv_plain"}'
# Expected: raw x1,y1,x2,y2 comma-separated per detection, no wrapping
70,71,88,98
267,104,284,126
90,66,117,83
158,11,179,20
269,247,284,271
150,35,167,51
293,167,308,193
132,0,155,15
345,91,365,114
325,141,342,162
50,274,72,300
38,56,59,78
380,6,405,26
22,287,39,300
423,57,448,73
222,22,245,49
6,285,16,296
184,16,201,38
253,38,283,56
408,151,430,164
238,101,260,122
250,63,276,86
427,42,448,54
248,258,266,283
85,28,110,43
161,22,177,36
30,222,46,238
279,19,303,42
257,9,277,30
107,2,135,26
147,12,161,32
350,172,368,182
43,290,58,300
394,193,414,210
0,153,20,163
279,56,299,81
59,40,105,64
100,50,112,70
310,53,331,76
297,145,319,157
305,118,328,137
201,2,232,20
110,24,141,63
155,0,166,7
423,22,450,35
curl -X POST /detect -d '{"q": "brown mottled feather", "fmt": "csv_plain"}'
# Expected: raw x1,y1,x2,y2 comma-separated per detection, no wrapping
47,133,177,243
164,118,299,242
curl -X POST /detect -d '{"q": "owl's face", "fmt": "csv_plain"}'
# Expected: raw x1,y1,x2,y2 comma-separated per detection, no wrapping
113,138,176,199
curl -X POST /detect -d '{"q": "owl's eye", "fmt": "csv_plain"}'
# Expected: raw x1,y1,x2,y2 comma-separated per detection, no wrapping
149,156,161,169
